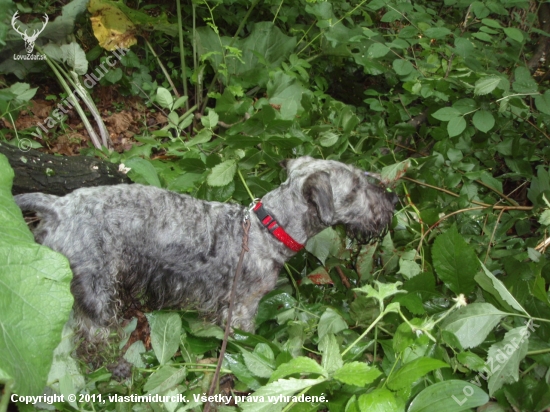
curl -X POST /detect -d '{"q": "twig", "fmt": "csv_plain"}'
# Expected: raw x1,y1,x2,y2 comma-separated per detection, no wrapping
484,208,506,263
403,177,533,211
334,266,351,289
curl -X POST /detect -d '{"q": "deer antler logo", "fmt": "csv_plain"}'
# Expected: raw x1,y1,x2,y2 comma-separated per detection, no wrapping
11,11,48,54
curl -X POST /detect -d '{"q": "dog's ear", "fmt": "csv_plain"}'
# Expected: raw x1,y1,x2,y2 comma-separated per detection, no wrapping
302,171,334,225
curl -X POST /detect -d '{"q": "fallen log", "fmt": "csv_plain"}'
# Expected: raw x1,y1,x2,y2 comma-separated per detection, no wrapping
0,142,131,196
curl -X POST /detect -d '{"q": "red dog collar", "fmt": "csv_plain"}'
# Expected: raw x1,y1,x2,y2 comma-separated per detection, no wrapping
252,202,304,252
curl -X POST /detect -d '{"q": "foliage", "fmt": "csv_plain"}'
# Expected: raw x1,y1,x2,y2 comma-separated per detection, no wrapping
1,0,550,411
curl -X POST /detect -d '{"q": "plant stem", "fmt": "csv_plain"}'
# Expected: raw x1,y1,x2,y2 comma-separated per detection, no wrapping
176,0,189,110
342,311,384,356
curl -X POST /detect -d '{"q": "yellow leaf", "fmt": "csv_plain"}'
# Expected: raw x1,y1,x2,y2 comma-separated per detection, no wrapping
88,0,137,51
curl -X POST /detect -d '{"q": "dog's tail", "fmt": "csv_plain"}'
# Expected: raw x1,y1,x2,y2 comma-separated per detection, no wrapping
14,193,59,216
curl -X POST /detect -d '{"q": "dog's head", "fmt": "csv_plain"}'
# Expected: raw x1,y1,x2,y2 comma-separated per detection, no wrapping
280,156,398,243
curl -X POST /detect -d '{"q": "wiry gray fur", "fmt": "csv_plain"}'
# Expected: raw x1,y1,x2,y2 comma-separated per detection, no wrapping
14,156,397,335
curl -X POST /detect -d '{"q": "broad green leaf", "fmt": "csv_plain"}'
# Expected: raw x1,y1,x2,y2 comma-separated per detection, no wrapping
172,95,188,111
123,340,146,368
393,59,414,76
447,116,466,137
242,349,275,379
442,303,506,349
201,110,219,129
457,351,486,371
354,281,406,312
146,312,182,365
207,159,237,187
318,308,348,340
333,362,381,387
474,76,501,95
387,357,449,390
482,18,502,28
503,27,523,43
143,365,186,394
60,42,88,75
472,110,495,133
240,378,326,412
156,87,174,109
512,66,538,93
380,159,410,183
540,209,550,226
306,227,342,264
474,260,528,315
535,90,550,114
266,71,307,120
424,27,451,39
269,357,326,383
432,225,479,294
197,22,296,88
186,129,212,147
432,107,462,121
487,326,530,395
452,98,478,114
0,155,73,396
358,388,398,412
367,43,390,58
319,334,343,374
319,130,339,147
125,157,162,187
408,380,489,412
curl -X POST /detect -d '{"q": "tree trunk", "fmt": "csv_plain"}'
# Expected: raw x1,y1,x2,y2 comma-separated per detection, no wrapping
0,142,131,196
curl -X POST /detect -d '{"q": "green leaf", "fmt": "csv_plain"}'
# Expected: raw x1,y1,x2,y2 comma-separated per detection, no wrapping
367,43,390,58
408,380,489,412
207,159,237,187
442,303,506,349
481,18,502,28
318,308,348,340
380,159,410,183
393,59,414,75
201,110,219,129
242,347,275,379
432,107,462,121
239,378,325,412
186,129,212,147
143,365,186,394
266,71,307,120
269,357,326,383
0,155,74,396
146,312,182,365
424,27,451,39
474,260,529,315
333,362,381,387
387,357,449,390
474,75,501,95
125,157,162,187
535,90,550,115
503,27,523,43
358,388,398,412
60,42,88,75
512,66,537,93
472,110,495,133
354,281,406,312
305,227,342,264
318,130,339,147
156,87,174,109
432,225,480,294
319,334,343,375
487,326,530,395
447,116,467,137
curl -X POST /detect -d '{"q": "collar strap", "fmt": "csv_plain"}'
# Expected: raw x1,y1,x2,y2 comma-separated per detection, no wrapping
253,202,304,252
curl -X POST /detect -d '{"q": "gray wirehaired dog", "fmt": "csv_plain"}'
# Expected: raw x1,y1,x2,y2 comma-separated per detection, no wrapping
14,156,397,336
